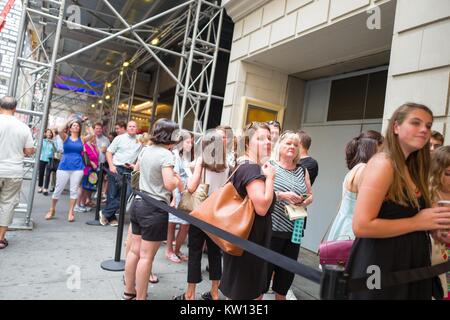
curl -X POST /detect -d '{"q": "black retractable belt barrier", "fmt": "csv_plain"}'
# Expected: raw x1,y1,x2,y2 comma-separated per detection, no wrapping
101,172,129,271
86,163,105,226
133,190,323,284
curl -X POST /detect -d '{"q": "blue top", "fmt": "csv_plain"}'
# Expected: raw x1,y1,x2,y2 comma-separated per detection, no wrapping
58,137,85,171
40,139,54,162
327,163,365,241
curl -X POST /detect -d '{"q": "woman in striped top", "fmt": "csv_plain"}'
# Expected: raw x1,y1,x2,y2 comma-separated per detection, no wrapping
266,131,313,300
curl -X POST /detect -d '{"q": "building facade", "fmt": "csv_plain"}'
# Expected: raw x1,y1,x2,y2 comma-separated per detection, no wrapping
221,0,450,251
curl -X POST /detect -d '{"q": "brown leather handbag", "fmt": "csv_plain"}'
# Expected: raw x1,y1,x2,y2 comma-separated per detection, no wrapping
190,165,255,256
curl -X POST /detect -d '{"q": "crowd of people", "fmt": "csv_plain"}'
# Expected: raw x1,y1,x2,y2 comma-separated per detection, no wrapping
0,95,449,300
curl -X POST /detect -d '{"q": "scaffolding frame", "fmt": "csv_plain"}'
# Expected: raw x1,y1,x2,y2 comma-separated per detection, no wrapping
7,0,226,229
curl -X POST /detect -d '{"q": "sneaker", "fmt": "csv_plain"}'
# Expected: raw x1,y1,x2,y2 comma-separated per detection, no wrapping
99,210,109,226
74,205,86,213
109,219,119,227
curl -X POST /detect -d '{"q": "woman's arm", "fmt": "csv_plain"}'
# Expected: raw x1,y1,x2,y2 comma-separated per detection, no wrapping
186,157,202,193
81,122,95,144
353,154,450,238
302,168,313,207
246,163,275,216
162,166,181,192
56,125,67,142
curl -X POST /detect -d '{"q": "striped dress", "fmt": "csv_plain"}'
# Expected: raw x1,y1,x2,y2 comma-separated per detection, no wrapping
270,160,308,235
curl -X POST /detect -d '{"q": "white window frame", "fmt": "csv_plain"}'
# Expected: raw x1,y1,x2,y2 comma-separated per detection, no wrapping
302,65,389,127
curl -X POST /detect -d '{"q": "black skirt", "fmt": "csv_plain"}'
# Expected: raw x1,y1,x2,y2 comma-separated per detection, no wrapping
219,161,275,300
346,198,433,300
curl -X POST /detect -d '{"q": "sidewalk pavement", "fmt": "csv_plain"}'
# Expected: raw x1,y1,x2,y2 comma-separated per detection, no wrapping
0,190,319,300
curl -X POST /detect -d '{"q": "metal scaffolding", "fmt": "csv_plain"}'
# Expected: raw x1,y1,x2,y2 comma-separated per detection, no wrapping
7,0,226,229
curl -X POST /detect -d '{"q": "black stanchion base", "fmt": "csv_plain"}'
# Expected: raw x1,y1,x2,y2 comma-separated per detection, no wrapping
101,259,125,271
86,220,102,226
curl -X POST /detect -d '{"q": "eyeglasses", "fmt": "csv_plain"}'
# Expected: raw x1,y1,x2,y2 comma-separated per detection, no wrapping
267,120,280,127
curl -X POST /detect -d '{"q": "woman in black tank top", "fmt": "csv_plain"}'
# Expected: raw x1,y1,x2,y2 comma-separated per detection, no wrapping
346,103,450,300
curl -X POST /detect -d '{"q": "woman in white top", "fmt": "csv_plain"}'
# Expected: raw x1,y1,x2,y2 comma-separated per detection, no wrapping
166,131,196,263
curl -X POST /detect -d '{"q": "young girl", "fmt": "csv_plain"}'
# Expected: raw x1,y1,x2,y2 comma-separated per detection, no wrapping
347,103,450,299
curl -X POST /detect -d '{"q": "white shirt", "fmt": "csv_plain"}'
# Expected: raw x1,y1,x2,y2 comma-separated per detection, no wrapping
0,114,34,178
96,134,110,164
107,133,141,166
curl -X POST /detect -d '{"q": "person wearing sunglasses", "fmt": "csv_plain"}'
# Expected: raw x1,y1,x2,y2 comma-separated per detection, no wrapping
267,121,281,147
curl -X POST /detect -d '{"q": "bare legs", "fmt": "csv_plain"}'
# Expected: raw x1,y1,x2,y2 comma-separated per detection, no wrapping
124,234,161,300
45,198,76,221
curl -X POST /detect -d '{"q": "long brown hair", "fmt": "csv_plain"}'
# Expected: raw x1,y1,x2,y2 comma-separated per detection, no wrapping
383,103,433,208
202,129,227,172
430,146,450,203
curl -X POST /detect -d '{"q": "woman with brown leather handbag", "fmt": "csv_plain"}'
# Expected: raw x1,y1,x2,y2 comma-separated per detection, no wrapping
218,122,276,300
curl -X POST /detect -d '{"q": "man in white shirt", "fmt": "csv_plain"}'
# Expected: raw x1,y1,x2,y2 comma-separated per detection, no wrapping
94,122,110,164
0,96,35,249
100,121,140,226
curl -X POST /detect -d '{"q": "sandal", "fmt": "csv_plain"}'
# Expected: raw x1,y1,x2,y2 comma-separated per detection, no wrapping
121,292,136,300
149,273,159,284
45,210,55,220
176,252,189,262
68,213,75,222
0,239,8,249
172,293,186,300
201,291,216,300
166,253,181,263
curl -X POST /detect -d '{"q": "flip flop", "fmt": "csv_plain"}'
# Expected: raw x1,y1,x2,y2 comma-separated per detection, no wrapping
166,253,181,263
149,273,159,284
201,292,214,300
172,293,186,300
45,210,55,220
176,252,189,262
122,292,136,300
0,239,8,249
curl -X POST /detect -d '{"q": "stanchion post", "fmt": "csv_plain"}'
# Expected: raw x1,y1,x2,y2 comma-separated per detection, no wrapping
101,172,129,271
320,265,348,300
86,163,105,226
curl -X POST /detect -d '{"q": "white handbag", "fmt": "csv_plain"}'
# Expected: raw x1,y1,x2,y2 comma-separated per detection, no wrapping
285,204,308,221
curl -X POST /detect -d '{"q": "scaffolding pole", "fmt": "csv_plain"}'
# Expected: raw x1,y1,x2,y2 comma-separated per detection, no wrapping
171,0,224,133
126,70,137,123
24,0,66,226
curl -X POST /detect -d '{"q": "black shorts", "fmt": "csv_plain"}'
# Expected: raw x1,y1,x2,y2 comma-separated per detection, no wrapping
129,197,168,242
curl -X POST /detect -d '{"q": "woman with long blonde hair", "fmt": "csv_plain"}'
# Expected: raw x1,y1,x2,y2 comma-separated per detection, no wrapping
346,103,450,299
